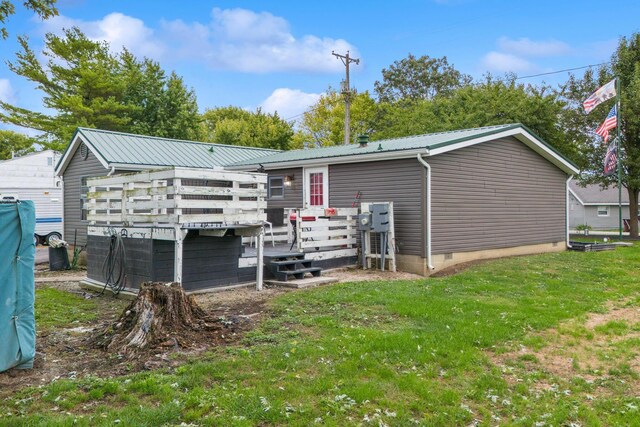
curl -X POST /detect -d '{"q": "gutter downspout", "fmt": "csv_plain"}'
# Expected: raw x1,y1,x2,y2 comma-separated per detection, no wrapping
107,166,116,176
417,153,435,271
566,175,573,249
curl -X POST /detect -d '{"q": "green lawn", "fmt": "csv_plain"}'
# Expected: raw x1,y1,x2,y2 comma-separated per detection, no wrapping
34,287,100,331
4,246,640,426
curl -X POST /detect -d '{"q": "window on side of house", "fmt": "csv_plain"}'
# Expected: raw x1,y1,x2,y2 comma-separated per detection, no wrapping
268,176,284,199
80,177,89,221
597,205,609,217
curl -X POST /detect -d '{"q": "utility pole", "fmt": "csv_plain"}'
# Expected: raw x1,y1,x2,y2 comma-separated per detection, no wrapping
332,50,360,145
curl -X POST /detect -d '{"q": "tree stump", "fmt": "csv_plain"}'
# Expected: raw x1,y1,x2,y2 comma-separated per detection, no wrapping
100,282,208,354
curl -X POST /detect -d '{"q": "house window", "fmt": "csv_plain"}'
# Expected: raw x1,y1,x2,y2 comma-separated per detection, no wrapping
597,205,609,217
80,177,89,221
304,166,328,208
47,157,53,166
268,176,284,199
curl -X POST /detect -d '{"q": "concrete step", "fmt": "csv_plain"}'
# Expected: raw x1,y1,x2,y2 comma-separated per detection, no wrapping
265,276,338,289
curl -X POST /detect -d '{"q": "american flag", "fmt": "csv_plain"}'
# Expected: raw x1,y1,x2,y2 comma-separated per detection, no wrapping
583,78,617,114
595,105,618,142
603,139,618,176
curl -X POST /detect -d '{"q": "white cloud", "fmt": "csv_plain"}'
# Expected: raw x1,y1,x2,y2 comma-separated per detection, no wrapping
481,51,534,73
161,8,358,73
497,37,571,57
0,79,15,103
260,88,321,120
36,8,357,74
40,13,164,58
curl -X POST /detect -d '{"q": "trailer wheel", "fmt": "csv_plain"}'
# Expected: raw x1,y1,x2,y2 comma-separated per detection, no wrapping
34,234,40,246
46,232,62,246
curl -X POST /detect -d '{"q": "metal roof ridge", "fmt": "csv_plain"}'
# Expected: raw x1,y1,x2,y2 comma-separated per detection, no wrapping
231,123,521,162
382,123,518,142
76,127,281,152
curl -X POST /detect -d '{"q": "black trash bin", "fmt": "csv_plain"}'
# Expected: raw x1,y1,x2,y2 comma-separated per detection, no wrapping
49,247,70,271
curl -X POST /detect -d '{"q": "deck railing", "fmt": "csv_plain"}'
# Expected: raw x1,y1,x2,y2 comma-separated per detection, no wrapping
86,167,267,228
295,207,358,256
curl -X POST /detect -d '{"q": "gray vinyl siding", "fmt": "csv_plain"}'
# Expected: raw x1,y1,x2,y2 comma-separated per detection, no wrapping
265,168,303,209
329,159,425,256
62,145,110,246
430,136,567,254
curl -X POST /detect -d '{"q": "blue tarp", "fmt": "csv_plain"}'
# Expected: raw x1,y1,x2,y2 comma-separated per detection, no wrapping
0,201,36,372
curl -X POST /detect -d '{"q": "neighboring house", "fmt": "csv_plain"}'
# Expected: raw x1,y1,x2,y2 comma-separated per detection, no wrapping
0,150,63,244
569,182,638,230
54,128,278,246
230,124,578,275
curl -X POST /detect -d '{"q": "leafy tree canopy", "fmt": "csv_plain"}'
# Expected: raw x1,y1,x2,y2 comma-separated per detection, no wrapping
373,77,570,158
295,88,377,147
0,27,201,151
0,0,57,39
200,106,293,150
374,53,472,103
0,129,35,159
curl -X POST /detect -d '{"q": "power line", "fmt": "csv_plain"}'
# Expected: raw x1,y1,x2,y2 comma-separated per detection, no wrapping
284,61,609,122
513,62,609,81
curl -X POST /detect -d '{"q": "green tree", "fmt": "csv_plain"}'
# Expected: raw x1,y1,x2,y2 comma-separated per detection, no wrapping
0,0,57,39
0,27,201,150
296,88,377,147
373,77,569,158
560,33,640,237
200,106,293,150
374,53,472,103
0,129,34,159
122,52,202,141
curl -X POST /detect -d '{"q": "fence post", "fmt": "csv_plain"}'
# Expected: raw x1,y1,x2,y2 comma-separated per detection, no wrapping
256,227,264,291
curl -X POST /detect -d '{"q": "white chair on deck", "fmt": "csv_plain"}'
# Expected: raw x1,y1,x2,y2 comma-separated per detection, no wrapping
250,221,274,247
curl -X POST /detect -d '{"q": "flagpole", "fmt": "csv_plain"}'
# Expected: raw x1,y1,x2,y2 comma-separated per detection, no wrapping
616,77,622,239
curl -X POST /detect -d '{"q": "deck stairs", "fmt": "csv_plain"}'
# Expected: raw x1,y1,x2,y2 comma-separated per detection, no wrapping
265,253,322,282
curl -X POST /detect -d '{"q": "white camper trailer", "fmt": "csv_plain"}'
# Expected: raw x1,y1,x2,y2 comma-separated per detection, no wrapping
0,150,63,245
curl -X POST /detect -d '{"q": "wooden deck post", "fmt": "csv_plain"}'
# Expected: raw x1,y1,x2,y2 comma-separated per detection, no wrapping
256,227,264,291
174,226,187,285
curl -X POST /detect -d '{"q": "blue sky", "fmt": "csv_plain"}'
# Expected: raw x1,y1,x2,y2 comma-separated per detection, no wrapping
1,0,639,135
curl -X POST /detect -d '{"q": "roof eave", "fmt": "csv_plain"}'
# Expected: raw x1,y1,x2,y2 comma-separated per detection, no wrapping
55,129,110,176
568,188,585,205
227,147,430,171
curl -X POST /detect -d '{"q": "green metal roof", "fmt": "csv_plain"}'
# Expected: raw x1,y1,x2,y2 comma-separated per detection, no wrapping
66,127,279,170
230,124,521,167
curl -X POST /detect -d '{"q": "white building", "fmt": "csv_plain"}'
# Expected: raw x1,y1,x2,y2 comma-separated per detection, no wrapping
0,150,63,244
569,181,639,231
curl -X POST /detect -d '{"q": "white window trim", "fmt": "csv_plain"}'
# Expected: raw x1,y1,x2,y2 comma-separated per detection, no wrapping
596,205,609,217
304,166,329,208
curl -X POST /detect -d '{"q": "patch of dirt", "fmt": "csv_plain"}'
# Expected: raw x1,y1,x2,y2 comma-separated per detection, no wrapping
429,260,488,278
489,301,640,395
0,282,278,399
328,266,425,282
2,267,426,397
